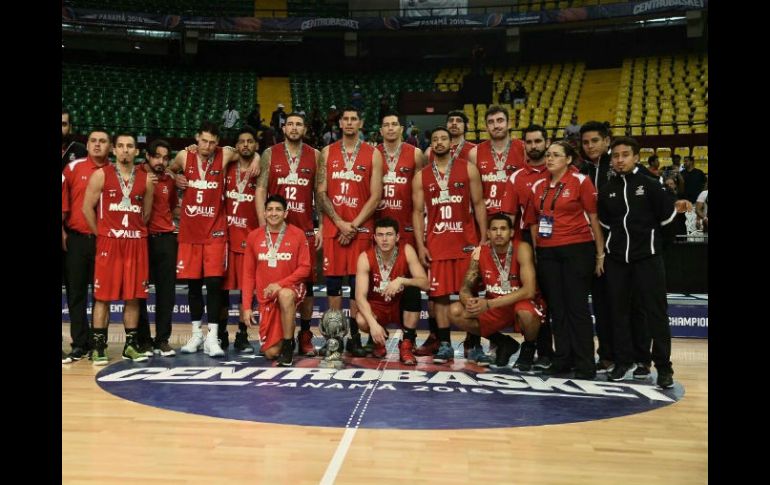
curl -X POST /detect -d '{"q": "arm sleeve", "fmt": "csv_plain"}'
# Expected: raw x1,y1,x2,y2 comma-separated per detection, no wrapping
277,230,312,288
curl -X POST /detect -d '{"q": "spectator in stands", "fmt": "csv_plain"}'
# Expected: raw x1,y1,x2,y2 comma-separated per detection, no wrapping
62,108,87,170
512,80,527,107
681,155,706,203
378,94,390,123
271,103,287,142
327,104,340,129
663,176,691,240
258,128,277,155
498,82,513,105
310,108,324,138
406,127,420,147
647,155,660,176
564,114,581,141
323,125,340,146
696,182,708,233
351,85,364,111
222,102,240,141
420,129,431,152
246,103,268,131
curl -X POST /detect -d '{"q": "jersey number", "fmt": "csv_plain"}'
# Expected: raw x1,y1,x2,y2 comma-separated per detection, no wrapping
340,182,350,194
285,186,297,200
196,190,204,204
440,205,452,220
489,185,498,198
384,185,395,198
121,214,129,228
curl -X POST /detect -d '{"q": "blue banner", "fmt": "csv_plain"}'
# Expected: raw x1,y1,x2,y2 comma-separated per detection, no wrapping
61,288,707,338
63,1,707,32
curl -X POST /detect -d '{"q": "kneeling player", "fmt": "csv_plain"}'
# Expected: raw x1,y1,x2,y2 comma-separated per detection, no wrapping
449,214,544,368
354,218,429,364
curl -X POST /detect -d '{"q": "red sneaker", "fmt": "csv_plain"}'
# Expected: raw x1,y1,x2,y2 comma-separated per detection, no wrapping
399,339,417,365
297,329,316,356
414,333,440,356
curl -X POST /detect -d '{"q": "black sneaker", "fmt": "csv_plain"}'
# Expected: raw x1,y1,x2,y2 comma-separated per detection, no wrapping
657,371,674,389
62,347,87,364
218,329,230,350
543,360,572,375
513,341,537,371
493,335,520,367
533,354,552,371
633,363,651,379
137,340,154,358
596,359,615,374
608,363,635,381
234,331,254,353
277,339,294,367
345,334,368,357
362,335,374,354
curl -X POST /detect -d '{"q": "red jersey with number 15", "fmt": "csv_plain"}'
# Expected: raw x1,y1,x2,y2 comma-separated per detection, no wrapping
376,143,417,243
97,164,148,239
178,148,227,244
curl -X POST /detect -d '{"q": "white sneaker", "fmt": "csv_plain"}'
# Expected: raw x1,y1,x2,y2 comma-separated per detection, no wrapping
204,334,225,357
180,333,204,353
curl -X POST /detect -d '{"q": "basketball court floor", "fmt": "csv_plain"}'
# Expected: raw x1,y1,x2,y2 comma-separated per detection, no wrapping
62,322,707,485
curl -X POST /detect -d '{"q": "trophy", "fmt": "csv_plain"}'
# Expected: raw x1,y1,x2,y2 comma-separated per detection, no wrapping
318,309,349,369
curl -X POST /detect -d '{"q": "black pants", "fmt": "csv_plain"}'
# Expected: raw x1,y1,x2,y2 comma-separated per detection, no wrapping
138,233,178,344
536,242,596,374
605,255,672,371
591,273,613,361
64,232,96,350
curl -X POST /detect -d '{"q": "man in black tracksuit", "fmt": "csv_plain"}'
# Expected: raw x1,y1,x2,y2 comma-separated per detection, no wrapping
580,121,657,373
598,137,677,389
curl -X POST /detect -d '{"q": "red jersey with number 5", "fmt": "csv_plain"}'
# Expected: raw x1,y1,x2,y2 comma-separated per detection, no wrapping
178,148,227,244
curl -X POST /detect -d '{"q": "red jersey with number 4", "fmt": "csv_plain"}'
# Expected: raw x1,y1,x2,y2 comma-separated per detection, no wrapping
475,139,526,215
365,243,410,306
322,140,375,240
224,163,259,253
97,164,148,239
178,148,227,244
376,143,417,238
421,158,479,261
267,142,317,238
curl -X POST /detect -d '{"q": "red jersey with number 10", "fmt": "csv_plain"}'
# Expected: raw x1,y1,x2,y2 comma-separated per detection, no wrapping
178,148,227,244
98,164,148,239
421,158,479,261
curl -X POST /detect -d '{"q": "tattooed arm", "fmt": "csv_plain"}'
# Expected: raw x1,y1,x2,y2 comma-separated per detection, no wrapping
459,254,481,307
255,146,272,227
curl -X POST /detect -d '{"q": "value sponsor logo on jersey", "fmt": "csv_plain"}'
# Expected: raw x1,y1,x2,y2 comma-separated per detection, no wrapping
432,221,464,234
184,205,216,217
333,195,360,208
109,229,142,238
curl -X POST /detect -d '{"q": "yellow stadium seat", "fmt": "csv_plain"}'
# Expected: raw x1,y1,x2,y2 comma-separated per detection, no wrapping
656,147,672,158
692,146,708,158
640,147,655,159
645,126,659,136
674,147,690,158
658,156,672,166
693,124,708,133
677,125,692,134
659,126,675,135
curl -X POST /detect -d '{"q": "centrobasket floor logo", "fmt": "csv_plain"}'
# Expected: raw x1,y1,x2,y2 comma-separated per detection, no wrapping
96,340,683,429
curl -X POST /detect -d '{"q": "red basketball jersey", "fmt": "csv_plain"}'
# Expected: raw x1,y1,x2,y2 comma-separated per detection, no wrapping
267,142,317,238
97,164,148,239
224,162,259,253
322,140,375,240
178,148,227,244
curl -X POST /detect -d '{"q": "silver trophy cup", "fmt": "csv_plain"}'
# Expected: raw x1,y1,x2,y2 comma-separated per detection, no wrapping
318,309,349,369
